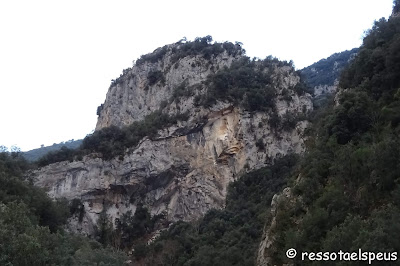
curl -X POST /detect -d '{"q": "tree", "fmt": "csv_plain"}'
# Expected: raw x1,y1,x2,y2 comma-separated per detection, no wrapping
96,210,113,247
394,0,400,14
115,204,154,249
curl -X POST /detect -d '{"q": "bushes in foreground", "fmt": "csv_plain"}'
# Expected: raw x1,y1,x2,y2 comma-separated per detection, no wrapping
0,151,128,265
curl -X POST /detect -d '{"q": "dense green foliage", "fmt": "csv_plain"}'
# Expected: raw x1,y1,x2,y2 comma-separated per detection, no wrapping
115,204,155,248
138,155,298,265
267,14,400,265
169,54,310,115
0,151,69,233
147,70,165,86
0,151,128,265
135,36,244,67
194,56,310,112
170,36,244,63
92,203,166,262
136,45,169,65
37,110,188,166
172,81,194,100
22,139,82,162
196,57,275,111
81,111,188,160
37,146,76,166
301,48,358,88
340,17,400,102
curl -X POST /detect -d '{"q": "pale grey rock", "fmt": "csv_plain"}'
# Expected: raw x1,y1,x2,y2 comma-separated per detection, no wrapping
33,107,309,235
314,81,338,97
32,45,313,236
96,44,239,130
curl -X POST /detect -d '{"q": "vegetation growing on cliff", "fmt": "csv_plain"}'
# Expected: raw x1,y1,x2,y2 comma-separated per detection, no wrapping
136,45,169,65
22,139,82,162
171,55,311,112
147,70,165,86
196,57,278,111
95,203,166,257
81,110,189,160
38,42,310,167
37,110,189,166
0,150,128,265
134,36,244,67
170,36,244,63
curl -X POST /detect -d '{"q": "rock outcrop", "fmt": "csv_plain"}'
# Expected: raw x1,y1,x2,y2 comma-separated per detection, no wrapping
95,43,239,130
256,187,295,266
32,41,313,235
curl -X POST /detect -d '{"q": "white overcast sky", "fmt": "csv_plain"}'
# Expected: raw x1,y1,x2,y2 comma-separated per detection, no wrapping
0,0,394,151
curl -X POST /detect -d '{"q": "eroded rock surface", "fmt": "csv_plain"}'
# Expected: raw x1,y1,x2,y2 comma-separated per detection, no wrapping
32,43,312,235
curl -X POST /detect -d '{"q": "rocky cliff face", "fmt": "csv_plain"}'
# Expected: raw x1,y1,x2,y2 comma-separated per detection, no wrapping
96,43,239,130
300,48,358,107
32,41,312,235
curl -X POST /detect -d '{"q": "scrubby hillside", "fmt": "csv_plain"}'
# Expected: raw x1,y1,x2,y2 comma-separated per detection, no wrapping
258,6,400,266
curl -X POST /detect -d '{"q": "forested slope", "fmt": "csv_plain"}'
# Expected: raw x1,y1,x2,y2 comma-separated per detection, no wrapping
262,5,400,266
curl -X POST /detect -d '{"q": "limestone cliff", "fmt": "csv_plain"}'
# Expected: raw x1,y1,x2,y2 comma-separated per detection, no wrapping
32,40,312,235
96,42,239,130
